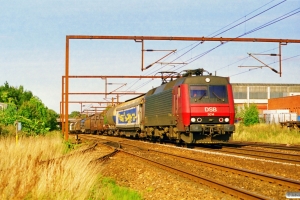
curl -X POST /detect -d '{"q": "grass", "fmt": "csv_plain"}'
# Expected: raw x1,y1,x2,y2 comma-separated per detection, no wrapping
233,123,300,144
2,123,298,199
89,177,142,200
0,131,142,200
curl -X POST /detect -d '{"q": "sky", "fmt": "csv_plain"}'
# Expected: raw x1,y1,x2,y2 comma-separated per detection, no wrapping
0,0,299,114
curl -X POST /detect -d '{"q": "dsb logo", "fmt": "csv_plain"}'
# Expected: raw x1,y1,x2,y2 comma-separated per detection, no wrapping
204,107,217,112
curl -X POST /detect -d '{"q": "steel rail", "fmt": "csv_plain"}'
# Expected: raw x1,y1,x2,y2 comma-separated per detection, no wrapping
121,142,300,190
119,149,271,200
196,146,300,165
220,146,300,161
76,134,272,198
77,135,121,163
227,141,300,152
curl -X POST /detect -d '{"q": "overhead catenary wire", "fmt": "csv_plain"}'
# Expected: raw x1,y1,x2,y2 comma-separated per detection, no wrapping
172,6,300,73
122,1,296,96
147,0,288,77
230,54,300,77
207,0,277,37
227,9,300,77
209,0,286,38
215,47,279,71
268,54,300,65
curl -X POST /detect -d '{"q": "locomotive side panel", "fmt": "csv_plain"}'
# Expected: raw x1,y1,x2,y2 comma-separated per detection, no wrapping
172,84,191,132
227,84,235,125
144,89,175,126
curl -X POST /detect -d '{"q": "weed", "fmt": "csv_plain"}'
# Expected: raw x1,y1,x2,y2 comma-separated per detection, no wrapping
234,123,300,144
0,132,143,200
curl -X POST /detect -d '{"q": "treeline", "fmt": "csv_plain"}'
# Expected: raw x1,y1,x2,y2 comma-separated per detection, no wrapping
0,81,58,135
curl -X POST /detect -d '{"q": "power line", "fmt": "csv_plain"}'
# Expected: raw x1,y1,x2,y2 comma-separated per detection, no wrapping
124,1,297,94
242,7,300,35
230,54,300,77
207,0,277,37
210,0,286,38
170,1,286,65
177,6,299,71
215,47,279,71
269,54,300,65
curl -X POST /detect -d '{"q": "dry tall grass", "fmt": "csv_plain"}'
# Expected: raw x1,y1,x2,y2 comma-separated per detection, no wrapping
0,132,104,199
233,123,300,144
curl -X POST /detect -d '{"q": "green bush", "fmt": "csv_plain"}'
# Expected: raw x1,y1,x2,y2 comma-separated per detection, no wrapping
236,104,259,126
243,104,259,126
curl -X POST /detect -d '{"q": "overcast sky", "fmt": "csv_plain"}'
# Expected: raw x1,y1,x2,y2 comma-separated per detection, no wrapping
1,0,299,113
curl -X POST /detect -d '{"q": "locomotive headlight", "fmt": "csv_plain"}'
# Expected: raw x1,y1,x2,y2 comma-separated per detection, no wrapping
225,118,229,122
205,78,210,83
191,118,196,122
197,118,202,122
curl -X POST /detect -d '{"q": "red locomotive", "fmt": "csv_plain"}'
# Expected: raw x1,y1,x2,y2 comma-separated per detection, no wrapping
72,68,235,144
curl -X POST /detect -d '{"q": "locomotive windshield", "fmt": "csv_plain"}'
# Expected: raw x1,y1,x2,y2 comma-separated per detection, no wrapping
190,85,228,103
190,85,207,97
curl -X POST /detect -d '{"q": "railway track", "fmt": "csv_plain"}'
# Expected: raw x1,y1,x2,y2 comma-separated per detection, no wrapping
226,141,300,152
119,148,270,200
120,141,300,198
94,134,300,165
195,145,300,165
124,142,300,187
68,134,121,164
75,134,300,199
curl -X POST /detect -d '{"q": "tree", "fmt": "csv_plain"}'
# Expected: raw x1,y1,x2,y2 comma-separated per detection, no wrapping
18,96,51,134
0,82,32,108
0,103,18,125
243,104,259,126
69,111,81,118
46,109,59,130
0,82,58,135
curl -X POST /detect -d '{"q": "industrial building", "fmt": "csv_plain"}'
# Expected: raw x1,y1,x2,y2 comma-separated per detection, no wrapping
268,95,300,116
232,83,300,114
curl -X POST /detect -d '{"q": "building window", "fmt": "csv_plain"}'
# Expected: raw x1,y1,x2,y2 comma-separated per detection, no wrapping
233,92,247,99
249,92,267,99
270,92,284,98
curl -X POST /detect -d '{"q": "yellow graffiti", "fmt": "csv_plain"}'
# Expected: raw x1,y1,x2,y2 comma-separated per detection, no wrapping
118,114,125,122
118,112,137,124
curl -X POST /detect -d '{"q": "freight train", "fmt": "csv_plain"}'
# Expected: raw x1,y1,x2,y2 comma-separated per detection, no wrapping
70,68,235,144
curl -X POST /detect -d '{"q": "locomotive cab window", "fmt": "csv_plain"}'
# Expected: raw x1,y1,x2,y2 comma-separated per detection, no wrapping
190,85,228,103
190,85,207,98
209,85,227,102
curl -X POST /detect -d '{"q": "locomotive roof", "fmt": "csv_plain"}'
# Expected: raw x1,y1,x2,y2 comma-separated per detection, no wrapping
145,75,230,97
